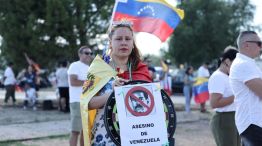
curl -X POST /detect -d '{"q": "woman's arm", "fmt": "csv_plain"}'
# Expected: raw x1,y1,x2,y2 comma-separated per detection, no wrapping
88,92,112,109
210,93,234,108
183,75,189,84
88,77,128,110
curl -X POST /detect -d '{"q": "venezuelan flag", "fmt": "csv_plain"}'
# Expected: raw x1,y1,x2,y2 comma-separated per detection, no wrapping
193,77,209,104
112,0,184,42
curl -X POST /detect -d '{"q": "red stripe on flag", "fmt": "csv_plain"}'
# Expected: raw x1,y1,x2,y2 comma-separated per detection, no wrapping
194,91,209,104
114,12,174,42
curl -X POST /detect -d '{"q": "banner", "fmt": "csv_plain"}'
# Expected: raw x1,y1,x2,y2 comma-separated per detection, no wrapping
80,55,117,146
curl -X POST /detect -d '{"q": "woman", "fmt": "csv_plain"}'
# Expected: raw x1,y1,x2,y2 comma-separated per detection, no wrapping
24,65,37,90
208,46,240,146
88,22,152,145
183,66,194,113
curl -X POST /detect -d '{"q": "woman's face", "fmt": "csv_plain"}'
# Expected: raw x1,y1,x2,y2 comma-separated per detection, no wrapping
28,66,33,72
110,27,134,58
225,59,233,74
189,67,194,74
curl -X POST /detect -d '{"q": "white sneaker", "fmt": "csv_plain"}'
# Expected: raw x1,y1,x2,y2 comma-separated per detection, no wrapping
33,106,37,111
23,106,27,110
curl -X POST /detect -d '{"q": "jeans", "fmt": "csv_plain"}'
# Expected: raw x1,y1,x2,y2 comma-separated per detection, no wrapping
183,85,192,113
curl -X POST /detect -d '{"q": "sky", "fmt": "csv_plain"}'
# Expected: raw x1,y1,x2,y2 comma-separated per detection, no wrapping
138,0,262,55
251,0,262,36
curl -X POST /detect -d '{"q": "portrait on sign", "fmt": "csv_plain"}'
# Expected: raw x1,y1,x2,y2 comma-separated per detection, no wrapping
124,86,156,117
130,91,150,113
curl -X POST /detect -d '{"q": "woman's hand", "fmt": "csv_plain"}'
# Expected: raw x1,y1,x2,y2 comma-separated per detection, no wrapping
113,77,129,87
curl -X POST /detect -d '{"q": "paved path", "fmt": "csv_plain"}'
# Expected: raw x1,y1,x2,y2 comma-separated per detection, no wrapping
0,120,70,141
0,89,210,106
0,88,57,101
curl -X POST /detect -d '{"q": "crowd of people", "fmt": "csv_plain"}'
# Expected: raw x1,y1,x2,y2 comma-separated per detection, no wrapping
1,21,262,146
3,53,43,110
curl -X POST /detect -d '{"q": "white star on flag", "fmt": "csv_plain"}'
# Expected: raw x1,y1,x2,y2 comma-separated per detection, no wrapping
117,0,128,3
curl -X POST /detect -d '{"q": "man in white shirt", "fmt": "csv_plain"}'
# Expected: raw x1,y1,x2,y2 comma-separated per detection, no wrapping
198,62,210,78
197,62,210,112
3,62,16,105
56,61,69,112
68,46,93,146
229,31,262,146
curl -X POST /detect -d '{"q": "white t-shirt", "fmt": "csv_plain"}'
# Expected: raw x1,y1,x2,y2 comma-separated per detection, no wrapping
56,67,69,87
4,66,16,85
208,70,235,112
68,61,89,103
26,88,37,100
198,66,210,77
229,53,262,134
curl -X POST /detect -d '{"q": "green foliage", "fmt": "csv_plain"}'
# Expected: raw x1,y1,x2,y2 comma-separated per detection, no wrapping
168,0,255,67
0,0,114,72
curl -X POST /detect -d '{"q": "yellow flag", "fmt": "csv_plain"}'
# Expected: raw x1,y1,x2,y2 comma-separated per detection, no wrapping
161,60,168,72
80,55,117,146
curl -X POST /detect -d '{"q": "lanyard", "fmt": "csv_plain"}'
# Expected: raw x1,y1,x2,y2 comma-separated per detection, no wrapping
112,60,132,81
128,61,132,81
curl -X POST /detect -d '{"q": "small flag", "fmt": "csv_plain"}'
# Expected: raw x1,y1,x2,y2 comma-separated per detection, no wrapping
193,77,209,104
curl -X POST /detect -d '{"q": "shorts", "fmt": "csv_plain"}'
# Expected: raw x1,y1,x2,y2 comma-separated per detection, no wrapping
70,102,82,132
58,87,69,99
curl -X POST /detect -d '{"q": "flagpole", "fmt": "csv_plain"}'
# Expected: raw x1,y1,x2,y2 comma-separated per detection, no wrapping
109,0,119,31
103,0,122,63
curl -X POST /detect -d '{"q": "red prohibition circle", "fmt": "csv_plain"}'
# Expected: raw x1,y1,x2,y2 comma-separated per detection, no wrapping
125,86,155,116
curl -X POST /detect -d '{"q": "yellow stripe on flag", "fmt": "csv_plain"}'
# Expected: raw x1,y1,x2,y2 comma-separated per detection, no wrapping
193,77,209,86
80,55,117,146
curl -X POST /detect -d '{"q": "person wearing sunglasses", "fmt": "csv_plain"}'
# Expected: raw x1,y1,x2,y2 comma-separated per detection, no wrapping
229,31,262,146
68,46,93,146
88,21,152,146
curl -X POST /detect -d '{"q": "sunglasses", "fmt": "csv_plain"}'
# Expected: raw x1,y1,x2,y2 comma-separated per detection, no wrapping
246,41,262,48
83,52,93,56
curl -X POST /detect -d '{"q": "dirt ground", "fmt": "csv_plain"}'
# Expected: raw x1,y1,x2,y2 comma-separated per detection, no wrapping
175,120,216,146
0,99,216,146
0,120,215,146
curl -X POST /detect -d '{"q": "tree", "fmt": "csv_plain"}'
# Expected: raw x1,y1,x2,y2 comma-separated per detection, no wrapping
0,0,46,72
0,0,114,72
168,0,255,67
